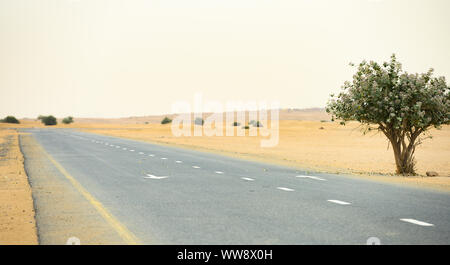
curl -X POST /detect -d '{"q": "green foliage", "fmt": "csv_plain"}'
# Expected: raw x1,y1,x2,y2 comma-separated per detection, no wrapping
161,117,172,124
326,54,449,174
194,117,204,126
232,121,240,126
1,116,20,124
62,116,74,124
39,115,57,126
242,125,250,130
327,54,449,129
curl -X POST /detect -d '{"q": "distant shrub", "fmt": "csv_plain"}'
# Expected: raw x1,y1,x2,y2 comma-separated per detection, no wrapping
1,116,20,124
62,116,74,124
232,121,240,126
320,120,328,123
39,115,57,126
242,125,250,129
253,121,263,127
161,117,172,124
194,117,204,126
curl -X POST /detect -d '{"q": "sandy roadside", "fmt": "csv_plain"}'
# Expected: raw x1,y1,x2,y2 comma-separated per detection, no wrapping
0,128,38,244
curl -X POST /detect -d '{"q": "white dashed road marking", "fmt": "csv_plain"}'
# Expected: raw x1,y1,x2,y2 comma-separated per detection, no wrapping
215,171,224,174
400,219,434,227
175,161,182,163
123,148,127,150
296,175,326,181
139,152,145,155
148,154,155,157
161,157,167,160
241,177,255,181
130,150,134,152
192,166,200,169
277,187,294,192
144,174,168,180
327,200,351,205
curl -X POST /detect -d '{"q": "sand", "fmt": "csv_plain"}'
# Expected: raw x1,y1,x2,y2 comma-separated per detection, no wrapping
0,128,38,244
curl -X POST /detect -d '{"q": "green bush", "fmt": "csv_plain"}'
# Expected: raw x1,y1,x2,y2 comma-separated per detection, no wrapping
62,116,74,124
242,125,250,129
232,121,240,126
161,117,172,124
39,115,57,126
194,117,204,126
1,116,20,124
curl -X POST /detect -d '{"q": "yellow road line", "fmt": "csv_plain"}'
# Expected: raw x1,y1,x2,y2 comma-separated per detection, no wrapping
39,144,141,245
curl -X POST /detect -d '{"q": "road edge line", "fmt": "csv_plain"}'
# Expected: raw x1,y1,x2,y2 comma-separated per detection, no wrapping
38,142,141,245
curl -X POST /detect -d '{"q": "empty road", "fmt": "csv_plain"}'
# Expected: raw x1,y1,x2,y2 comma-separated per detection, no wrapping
20,128,450,244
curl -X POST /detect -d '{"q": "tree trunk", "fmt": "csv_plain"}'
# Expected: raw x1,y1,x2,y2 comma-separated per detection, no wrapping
390,138,416,175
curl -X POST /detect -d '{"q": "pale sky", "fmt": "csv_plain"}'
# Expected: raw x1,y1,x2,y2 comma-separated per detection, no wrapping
1,0,449,118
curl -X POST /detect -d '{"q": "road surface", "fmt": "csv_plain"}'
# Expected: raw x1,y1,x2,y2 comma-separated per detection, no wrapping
20,128,450,244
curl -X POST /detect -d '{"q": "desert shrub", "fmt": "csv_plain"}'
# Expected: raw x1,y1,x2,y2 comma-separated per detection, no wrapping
62,116,74,124
327,54,449,175
232,121,240,126
161,117,172,124
194,117,204,126
39,115,57,126
242,125,250,129
1,116,20,124
253,121,263,127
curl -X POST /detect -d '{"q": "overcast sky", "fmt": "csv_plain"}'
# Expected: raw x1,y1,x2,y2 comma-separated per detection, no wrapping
1,0,449,118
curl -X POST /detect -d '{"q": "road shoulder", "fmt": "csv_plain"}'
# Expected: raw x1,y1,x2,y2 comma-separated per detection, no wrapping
20,132,135,245
0,129,38,244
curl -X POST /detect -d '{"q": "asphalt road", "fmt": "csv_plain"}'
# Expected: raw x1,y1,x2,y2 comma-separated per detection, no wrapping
20,128,450,244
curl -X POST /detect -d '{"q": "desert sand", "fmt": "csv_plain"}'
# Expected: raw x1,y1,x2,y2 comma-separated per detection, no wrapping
0,128,38,244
